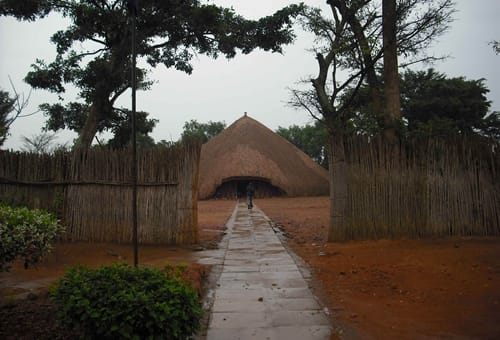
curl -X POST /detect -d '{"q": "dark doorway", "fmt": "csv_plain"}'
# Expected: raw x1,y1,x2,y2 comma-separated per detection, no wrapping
213,176,285,199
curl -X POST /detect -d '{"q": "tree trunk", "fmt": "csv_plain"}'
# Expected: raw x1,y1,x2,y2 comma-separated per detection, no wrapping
383,0,401,143
327,130,348,242
332,0,383,118
74,103,102,150
350,17,383,117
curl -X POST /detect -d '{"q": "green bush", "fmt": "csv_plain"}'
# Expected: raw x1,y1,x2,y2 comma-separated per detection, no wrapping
50,263,203,339
0,204,65,271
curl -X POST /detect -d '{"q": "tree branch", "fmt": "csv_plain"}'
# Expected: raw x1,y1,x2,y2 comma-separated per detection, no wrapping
288,87,324,123
6,76,40,128
76,48,108,59
110,85,128,104
87,36,107,46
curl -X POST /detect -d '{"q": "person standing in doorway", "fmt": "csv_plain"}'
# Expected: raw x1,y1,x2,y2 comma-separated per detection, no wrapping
246,181,255,209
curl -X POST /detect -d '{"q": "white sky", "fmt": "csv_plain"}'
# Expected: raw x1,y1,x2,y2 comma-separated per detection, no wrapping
1,0,499,150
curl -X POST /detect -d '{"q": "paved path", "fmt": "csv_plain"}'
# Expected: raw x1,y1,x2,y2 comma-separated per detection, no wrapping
203,202,331,340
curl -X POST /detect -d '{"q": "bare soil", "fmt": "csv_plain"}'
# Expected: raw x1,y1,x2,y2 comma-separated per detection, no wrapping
256,196,500,339
2,197,499,339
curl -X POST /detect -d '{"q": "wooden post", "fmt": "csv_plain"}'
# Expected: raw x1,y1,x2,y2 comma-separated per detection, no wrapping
128,0,139,267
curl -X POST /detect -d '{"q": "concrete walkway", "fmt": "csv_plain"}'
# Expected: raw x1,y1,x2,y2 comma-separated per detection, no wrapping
203,202,331,340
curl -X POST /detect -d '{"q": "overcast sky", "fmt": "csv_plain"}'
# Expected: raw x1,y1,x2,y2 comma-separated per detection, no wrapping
1,0,499,150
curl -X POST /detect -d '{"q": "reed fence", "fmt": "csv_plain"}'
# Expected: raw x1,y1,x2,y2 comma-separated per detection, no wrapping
337,136,500,240
0,142,201,245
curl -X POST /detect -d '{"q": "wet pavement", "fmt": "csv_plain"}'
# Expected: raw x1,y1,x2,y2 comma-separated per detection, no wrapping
198,202,331,340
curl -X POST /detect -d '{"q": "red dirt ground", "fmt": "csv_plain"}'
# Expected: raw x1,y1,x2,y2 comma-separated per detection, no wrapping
2,197,500,339
0,200,235,339
257,196,500,339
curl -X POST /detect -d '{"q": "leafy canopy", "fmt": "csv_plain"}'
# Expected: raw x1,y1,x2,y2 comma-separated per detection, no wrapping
2,0,303,148
401,69,493,136
289,0,455,132
343,68,499,139
0,90,15,146
276,121,328,168
181,119,226,143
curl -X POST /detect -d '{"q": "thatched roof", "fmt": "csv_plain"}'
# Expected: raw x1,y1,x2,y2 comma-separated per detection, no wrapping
198,114,329,199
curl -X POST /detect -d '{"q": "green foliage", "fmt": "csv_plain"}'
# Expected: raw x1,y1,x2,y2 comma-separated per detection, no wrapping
478,112,500,141
3,1,302,149
276,121,328,168
0,204,64,271
0,89,15,146
490,40,500,55
340,68,499,140
106,110,158,149
50,263,203,339
0,0,51,21
401,69,493,137
290,0,455,133
181,119,226,143
39,102,88,132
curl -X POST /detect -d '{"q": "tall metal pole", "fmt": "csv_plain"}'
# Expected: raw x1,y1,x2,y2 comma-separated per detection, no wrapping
129,1,139,267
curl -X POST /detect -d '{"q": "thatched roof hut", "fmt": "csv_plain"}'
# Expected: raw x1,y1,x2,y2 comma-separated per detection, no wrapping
198,114,329,199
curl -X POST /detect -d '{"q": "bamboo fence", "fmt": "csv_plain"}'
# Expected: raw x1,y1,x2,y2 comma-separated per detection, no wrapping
2,136,497,242
0,142,201,245
337,136,500,240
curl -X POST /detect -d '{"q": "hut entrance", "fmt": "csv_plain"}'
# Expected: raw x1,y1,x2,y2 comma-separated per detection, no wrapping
214,176,285,199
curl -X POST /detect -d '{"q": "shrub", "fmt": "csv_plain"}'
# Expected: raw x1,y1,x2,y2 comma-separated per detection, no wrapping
50,263,203,339
0,204,65,271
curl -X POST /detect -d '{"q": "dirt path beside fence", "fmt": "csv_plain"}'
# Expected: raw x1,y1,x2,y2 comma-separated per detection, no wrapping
257,196,500,339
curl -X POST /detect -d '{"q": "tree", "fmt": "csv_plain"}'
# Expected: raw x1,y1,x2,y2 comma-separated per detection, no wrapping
21,132,59,153
342,68,499,140
2,1,302,150
181,119,226,143
382,0,400,142
290,1,455,241
94,109,157,149
328,0,384,127
0,79,40,147
328,0,454,137
0,90,15,146
400,69,497,139
0,0,51,20
290,5,364,241
39,101,158,149
276,122,328,168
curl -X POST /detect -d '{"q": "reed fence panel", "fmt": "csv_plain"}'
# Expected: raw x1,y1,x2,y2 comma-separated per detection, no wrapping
0,143,201,245
339,136,500,240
